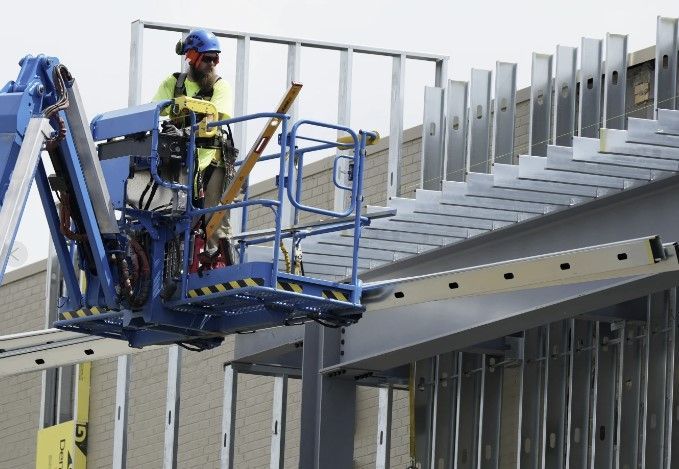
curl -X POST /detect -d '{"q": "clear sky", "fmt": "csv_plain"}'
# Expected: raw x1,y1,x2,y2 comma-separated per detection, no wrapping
1,0,677,268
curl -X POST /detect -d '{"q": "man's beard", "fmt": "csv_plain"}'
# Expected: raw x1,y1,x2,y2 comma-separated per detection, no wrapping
190,64,214,88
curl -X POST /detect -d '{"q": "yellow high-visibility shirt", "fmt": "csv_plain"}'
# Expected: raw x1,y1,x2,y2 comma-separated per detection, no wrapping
153,74,234,171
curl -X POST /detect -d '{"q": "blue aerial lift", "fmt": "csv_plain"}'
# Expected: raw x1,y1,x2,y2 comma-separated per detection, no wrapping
0,55,376,350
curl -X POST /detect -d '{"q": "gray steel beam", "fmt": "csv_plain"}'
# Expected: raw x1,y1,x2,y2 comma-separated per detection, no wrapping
421,87,445,190
590,321,617,468
376,386,393,469
445,81,469,182
387,54,406,199
603,34,628,130
543,321,568,469
270,375,288,469
493,62,517,165
299,323,356,468
336,175,679,373
654,17,678,113
334,47,353,213
435,58,449,88
518,327,545,468
578,38,603,138
529,53,553,156
553,46,577,147
566,320,593,467
163,346,181,469
220,364,237,469
468,69,492,174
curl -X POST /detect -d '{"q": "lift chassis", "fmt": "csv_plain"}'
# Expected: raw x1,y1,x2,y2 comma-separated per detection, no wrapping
0,55,374,350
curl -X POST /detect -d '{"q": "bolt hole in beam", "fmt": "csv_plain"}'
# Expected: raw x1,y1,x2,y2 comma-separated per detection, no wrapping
611,70,619,85
587,77,594,90
84,349,94,355
560,262,571,270
394,291,404,298
617,252,628,260
500,98,508,112
663,54,669,68
449,282,459,289
35,358,45,365
504,272,514,280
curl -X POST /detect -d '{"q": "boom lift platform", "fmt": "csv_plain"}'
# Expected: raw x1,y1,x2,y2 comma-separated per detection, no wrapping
2,55,679,360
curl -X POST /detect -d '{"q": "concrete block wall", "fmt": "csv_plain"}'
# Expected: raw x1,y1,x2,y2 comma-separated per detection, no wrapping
0,261,47,469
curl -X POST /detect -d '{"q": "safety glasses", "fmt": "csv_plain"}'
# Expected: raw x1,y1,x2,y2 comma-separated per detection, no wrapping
201,54,220,65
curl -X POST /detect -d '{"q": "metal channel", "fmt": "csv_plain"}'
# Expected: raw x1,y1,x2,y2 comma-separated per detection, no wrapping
388,54,406,199
229,36,250,235
163,346,182,469
334,47,353,212
270,375,288,469
493,62,517,166
603,34,628,130
519,327,545,468
566,319,593,467
128,20,144,107
654,17,678,112
543,321,568,469
591,321,617,468
376,386,393,469
529,53,553,156
479,354,503,469
113,355,130,469
39,244,61,428
445,80,469,182
220,364,238,469
421,86,445,190
616,321,643,468
412,357,436,467
433,352,457,468
468,69,492,174
578,38,603,138
553,46,577,147
455,353,482,469
282,42,301,227
644,291,671,467
669,289,679,467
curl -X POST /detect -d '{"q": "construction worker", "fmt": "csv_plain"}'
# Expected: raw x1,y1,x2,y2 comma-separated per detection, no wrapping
153,28,236,267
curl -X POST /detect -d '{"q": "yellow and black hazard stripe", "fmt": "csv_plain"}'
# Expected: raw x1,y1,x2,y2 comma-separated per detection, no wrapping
188,277,265,298
276,281,303,293
60,306,108,320
322,289,349,302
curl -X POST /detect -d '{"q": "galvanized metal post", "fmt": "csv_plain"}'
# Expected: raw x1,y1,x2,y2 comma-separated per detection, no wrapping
387,54,406,199
270,375,288,469
229,36,250,234
566,320,593,467
281,42,301,228
467,69,492,174
479,354,503,469
590,321,617,468
163,346,182,469
528,53,553,156
654,17,679,113
455,353,482,468
412,357,436,467
334,47,353,212
421,87,445,190
543,321,568,469
220,364,238,469
578,38,603,138
376,385,393,469
603,34,628,130
433,352,457,468
616,321,643,467
128,20,144,108
553,46,577,147
492,62,517,165
519,327,546,468
445,81,469,182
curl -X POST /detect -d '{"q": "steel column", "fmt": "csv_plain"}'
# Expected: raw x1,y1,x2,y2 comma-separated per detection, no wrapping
479,354,503,469
493,62,517,165
163,346,182,469
616,322,643,467
334,47,353,212
128,20,144,107
113,355,130,469
543,321,568,469
230,36,250,234
387,54,406,199
220,364,237,469
412,357,436,467
435,58,449,88
654,17,678,113
376,386,393,469
445,80,469,182
529,53,553,156
566,319,593,467
282,42,301,227
591,321,617,468
670,290,679,467
578,38,603,138
468,69,492,174
603,34,628,130
270,375,288,469
644,292,671,467
455,353,482,468
518,327,546,468
553,46,577,147
433,352,457,468
421,86,445,190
